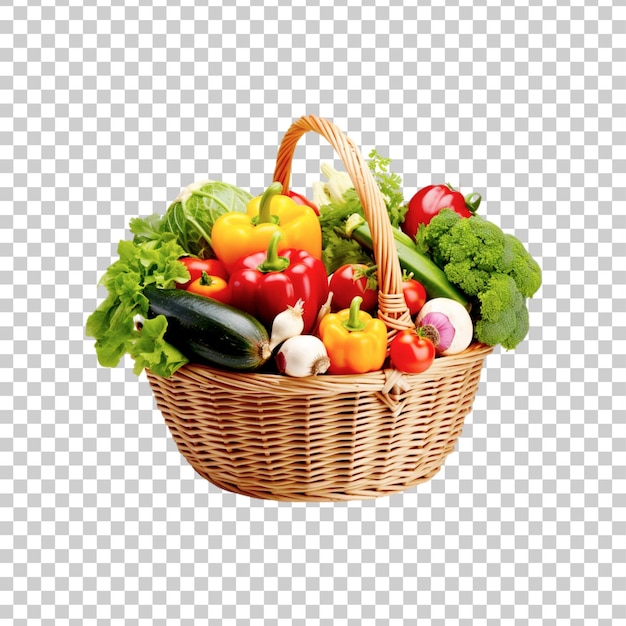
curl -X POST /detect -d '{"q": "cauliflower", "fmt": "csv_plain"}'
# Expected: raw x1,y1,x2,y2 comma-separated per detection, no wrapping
418,209,541,349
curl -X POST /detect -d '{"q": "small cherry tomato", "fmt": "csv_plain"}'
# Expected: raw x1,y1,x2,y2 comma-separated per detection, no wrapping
402,277,427,316
186,271,232,304
328,263,378,313
389,329,435,374
177,257,229,289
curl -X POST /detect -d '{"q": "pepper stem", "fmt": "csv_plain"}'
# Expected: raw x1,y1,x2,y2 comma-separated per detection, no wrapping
199,270,213,286
341,296,367,332
464,192,481,214
258,182,283,224
257,231,290,273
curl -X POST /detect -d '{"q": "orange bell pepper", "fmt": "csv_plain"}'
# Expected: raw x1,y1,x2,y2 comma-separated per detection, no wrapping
317,296,387,375
211,182,322,270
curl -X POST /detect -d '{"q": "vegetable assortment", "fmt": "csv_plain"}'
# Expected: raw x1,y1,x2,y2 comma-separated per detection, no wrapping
87,149,541,379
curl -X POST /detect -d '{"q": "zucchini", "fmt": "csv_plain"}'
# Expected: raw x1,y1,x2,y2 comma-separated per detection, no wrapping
345,214,469,307
144,284,272,371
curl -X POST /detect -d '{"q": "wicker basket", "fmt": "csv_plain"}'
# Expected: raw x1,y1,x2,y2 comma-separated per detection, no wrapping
146,115,493,501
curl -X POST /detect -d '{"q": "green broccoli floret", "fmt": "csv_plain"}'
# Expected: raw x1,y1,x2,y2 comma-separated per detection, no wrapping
418,209,541,349
503,233,542,298
474,274,530,350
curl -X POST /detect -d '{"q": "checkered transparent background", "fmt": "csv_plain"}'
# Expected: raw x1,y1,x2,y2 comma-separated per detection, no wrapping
2,0,625,624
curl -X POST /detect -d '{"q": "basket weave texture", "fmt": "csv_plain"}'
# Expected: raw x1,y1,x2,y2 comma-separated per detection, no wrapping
147,116,492,501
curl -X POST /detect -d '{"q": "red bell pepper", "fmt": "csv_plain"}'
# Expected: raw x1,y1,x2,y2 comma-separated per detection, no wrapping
285,189,320,215
228,231,329,333
402,183,481,239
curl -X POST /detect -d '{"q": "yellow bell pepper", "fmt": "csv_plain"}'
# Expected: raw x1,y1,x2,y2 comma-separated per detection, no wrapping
211,182,322,270
317,296,388,375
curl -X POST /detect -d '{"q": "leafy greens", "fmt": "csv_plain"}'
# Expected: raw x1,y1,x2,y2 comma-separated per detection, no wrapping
317,150,407,273
85,237,191,377
86,178,254,378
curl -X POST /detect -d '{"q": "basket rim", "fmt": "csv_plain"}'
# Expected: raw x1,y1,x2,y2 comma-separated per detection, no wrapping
147,342,494,389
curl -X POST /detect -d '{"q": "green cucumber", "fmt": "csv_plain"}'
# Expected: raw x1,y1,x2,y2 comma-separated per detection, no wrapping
346,214,469,307
144,284,272,371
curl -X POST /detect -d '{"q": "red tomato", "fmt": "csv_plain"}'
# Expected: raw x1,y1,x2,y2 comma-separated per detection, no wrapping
328,264,378,313
389,329,435,374
177,257,229,289
186,272,232,304
402,278,427,316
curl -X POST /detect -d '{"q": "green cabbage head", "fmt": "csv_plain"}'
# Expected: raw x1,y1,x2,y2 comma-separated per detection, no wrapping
160,180,252,258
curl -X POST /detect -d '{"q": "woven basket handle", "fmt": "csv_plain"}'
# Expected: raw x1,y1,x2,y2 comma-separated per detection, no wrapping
273,115,413,333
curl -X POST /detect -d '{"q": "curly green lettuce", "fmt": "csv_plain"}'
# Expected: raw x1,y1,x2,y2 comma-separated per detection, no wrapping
85,237,191,377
